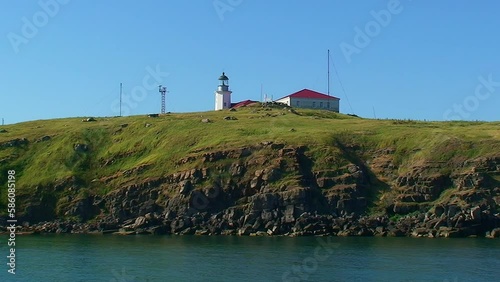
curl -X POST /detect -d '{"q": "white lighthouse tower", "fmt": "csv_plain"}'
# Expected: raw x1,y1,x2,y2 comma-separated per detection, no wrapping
215,72,232,110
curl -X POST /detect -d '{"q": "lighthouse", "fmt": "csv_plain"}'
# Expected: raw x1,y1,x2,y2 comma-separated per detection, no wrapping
214,72,232,110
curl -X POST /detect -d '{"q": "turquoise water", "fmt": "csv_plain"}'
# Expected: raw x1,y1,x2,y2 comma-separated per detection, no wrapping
1,235,499,281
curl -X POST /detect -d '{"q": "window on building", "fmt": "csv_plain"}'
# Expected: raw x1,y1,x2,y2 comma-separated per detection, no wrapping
327,102,330,108
312,102,316,108
320,102,323,108
224,102,227,107
296,101,300,106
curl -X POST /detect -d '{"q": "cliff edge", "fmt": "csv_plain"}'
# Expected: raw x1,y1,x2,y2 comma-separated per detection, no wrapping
1,104,499,237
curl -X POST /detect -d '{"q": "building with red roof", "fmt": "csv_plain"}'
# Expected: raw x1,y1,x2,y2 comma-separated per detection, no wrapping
213,72,339,112
231,100,258,109
275,89,340,112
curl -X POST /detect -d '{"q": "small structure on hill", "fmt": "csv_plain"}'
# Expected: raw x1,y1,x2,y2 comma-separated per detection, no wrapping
275,89,340,112
231,100,258,109
214,72,232,110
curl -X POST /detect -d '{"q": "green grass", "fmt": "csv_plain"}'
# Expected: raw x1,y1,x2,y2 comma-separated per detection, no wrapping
0,104,499,217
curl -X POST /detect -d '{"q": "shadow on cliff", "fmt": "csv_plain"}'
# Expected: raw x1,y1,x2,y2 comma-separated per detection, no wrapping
332,133,391,214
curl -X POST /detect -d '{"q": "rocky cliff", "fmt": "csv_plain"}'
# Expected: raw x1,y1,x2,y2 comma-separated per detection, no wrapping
1,105,499,237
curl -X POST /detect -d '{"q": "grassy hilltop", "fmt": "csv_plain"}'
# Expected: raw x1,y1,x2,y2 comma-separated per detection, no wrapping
0,103,499,234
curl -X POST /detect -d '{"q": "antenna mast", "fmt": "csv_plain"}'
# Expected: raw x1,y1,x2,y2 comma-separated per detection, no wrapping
158,85,167,114
261,84,263,102
119,83,123,117
327,49,330,96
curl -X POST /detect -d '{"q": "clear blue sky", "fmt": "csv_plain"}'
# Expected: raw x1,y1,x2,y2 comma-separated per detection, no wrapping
1,0,499,124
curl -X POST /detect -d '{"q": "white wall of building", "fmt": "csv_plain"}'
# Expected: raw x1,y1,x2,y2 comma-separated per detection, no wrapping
275,97,339,112
275,97,291,106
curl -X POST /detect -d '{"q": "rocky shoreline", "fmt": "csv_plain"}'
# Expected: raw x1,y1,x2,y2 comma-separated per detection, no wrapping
2,205,500,238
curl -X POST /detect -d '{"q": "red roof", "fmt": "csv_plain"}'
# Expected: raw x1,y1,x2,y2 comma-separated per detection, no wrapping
231,100,258,108
277,89,340,101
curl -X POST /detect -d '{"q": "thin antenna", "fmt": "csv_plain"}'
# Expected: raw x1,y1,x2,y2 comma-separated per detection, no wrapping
158,85,167,114
119,83,123,117
330,51,354,114
372,106,377,119
261,84,263,102
1,118,4,126
327,49,330,96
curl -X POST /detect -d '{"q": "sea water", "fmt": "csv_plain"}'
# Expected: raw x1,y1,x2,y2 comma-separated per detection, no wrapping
0,234,499,281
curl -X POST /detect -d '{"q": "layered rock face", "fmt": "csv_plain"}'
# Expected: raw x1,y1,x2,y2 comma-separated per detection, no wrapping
8,141,500,238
